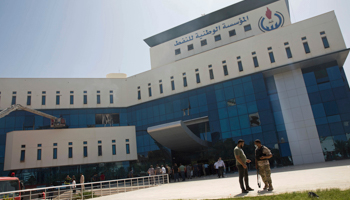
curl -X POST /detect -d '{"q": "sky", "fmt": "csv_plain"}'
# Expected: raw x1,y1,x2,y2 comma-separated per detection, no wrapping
0,0,349,78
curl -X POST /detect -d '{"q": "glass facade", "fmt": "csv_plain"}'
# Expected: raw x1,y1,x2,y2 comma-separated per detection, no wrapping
303,62,350,161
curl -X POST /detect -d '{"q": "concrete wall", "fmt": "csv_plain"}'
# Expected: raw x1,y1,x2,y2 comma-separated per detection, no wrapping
4,126,137,170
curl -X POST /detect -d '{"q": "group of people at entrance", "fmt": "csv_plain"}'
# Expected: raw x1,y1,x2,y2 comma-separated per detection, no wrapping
234,139,273,193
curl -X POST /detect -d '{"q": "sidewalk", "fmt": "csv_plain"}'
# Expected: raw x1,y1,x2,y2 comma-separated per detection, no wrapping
95,160,350,200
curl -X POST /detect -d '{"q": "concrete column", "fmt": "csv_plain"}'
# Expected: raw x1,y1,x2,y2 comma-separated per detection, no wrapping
274,68,324,165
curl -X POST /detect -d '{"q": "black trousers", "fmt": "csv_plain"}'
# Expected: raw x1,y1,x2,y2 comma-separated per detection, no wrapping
218,167,224,178
237,165,249,190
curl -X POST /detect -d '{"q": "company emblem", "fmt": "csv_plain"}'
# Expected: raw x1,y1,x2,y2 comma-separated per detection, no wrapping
258,7,284,32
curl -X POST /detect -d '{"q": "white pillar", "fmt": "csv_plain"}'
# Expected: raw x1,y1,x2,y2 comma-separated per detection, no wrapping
274,69,324,165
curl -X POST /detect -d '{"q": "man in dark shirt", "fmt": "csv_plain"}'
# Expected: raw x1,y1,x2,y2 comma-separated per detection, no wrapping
173,163,179,182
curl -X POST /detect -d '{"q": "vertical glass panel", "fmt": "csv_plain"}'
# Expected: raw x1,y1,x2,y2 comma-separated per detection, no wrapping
110,95,113,104
84,95,87,104
70,95,74,105
56,95,60,105
84,146,88,157
148,87,152,97
286,47,292,58
183,77,187,87
26,96,31,106
11,96,16,105
112,144,116,155
303,42,310,53
196,73,201,83
137,90,141,100
98,145,102,156
209,69,214,80
322,37,330,48
20,150,25,161
171,81,175,90
53,148,57,159
320,136,335,161
214,35,221,41
159,84,163,94
253,57,259,67
37,149,41,160
97,95,101,104
223,65,228,76
126,144,130,154
42,96,46,105
238,61,243,72
68,147,73,158
269,52,275,63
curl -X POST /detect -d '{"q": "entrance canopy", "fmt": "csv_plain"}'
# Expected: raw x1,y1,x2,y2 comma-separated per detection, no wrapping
147,119,211,152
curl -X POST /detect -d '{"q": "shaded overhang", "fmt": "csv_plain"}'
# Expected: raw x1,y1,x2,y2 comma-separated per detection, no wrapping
147,118,211,152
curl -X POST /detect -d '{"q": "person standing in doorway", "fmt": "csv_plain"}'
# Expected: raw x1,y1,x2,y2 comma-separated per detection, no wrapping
80,173,85,191
217,157,225,178
186,164,192,179
173,163,180,182
100,173,105,181
179,163,186,181
147,165,155,185
234,139,254,193
254,139,273,191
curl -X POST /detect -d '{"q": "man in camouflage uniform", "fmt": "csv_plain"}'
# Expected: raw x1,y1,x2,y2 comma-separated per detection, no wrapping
254,139,273,191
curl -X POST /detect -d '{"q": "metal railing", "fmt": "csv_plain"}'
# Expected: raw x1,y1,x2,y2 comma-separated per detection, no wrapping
0,174,169,200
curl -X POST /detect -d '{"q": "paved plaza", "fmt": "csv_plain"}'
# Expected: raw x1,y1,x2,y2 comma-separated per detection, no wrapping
95,160,350,200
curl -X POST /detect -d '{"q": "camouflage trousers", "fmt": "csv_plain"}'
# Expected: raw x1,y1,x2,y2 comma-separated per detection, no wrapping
258,164,272,185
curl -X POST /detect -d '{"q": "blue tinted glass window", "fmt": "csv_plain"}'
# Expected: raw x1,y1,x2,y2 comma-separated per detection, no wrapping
84,95,87,104
42,91,46,94
148,87,152,97
110,95,113,103
11,96,16,105
112,140,116,143
253,57,259,67
70,95,74,105
171,80,175,90
175,48,181,55
196,74,201,83
112,144,116,155
137,91,141,100
37,149,41,160
26,96,31,105
238,61,243,72
303,42,310,53
97,95,101,104
42,96,46,105
98,140,102,144
269,52,275,63
69,142,73,145
244,24,251,32
229,29,236,37
83,141,87,144
84,146,88,157
286,47,292,58
159,84,163,94
214,35,221,41
209,69,214,80
322,37,329,48
56,95,60,105
53,143,57,146
68,147,73,158
126,144,130,154
98,145,102,156
20,150,25,161
201,39,207,46
223,65,228,76
188,44,194,51
53,148,57,159
183,77,187,87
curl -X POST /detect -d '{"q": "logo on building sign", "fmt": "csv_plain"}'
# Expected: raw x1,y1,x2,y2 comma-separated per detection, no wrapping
258,7,284,32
